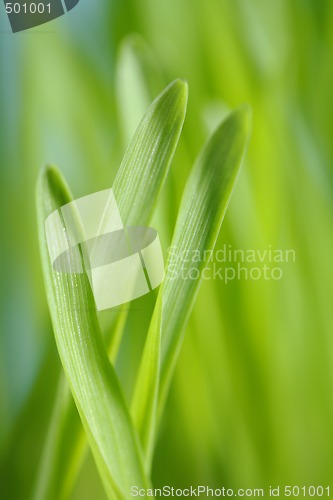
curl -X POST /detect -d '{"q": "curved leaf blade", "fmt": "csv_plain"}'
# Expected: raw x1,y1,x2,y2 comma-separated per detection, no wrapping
34,79,188,499
36,166,149,499
132,107,252,466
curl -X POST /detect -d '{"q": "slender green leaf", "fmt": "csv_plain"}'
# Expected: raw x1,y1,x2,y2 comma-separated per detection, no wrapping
116,34,164,146
109,78,188,356
112,79,188,226
35,80,188,499
131,296,162,470
32,383,85,500
0,347,60,500
132,107,252,466
37,165,149,499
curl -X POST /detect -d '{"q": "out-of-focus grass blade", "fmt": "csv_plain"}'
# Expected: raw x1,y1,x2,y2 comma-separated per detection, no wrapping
34,80,188,499
132,107,252,467
36,166,149,499
32,385,85,500
116,34,164,146
0,346,60,500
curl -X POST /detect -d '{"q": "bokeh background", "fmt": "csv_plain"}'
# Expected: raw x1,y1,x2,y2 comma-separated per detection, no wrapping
1,0,333,498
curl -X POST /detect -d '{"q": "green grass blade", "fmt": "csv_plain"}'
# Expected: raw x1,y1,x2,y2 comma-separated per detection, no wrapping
112,78,188,226
34,80,188,499
115,34,164,146
132,107,252,466
36,165,149,499
0,347,60,500
109,78,188,355
159,106,252,406
131,296,162,469
32,381,85,500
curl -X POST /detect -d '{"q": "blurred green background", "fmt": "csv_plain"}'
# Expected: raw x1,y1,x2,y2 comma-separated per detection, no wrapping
1,0,333,498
